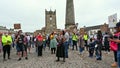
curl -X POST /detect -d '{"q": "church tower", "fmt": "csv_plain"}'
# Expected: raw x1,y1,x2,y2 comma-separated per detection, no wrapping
45,9,57,34
65,0,75,29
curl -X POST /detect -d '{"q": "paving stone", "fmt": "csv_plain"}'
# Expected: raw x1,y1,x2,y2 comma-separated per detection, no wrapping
0,47,114,68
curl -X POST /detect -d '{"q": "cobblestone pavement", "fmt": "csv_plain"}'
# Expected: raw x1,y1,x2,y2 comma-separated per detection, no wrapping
0,47,116,68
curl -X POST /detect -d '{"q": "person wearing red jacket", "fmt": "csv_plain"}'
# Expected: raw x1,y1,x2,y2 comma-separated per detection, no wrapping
36,33,43,56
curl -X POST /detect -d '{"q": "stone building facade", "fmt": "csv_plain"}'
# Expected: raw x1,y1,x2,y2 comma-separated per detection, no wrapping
34,9,60,36
80,23,110,36
45,9,57,34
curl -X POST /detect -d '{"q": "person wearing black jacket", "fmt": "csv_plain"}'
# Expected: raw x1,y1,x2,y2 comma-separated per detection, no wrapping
15,30,28,61
95,30,103,60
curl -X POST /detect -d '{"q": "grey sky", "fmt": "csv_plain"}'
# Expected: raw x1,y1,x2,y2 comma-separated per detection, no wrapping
0,0,120,32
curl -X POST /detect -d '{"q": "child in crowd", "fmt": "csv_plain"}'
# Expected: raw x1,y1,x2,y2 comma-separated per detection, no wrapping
88,38,95,57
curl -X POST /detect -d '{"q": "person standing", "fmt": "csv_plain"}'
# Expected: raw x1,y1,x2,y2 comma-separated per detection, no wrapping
50,34,57,54
69,32,73,49
110,32,118,67
27,35,31,53
11,33,15,48
78,35,84,55
2,32,12,61
64,30,69,58
103,32,110,54
0,33,3,53
83,32,89,51
95,30,103,60
56,30,65,62
72,32,78,50
88,38,95,57
109,22,120,68
15,30,28,61
36,33,43,56
43,35,46,51
24,33,28,54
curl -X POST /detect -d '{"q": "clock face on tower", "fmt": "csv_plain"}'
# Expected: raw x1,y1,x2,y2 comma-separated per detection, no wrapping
50,16,52,20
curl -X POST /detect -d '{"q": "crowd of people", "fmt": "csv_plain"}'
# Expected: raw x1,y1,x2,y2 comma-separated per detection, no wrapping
0,22,120,68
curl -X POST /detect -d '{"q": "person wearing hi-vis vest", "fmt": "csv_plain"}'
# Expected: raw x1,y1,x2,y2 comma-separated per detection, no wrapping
2,32,12,61
72,32,78,50
83,32,89,51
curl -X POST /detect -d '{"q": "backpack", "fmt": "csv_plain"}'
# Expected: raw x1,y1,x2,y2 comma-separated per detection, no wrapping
110,41,117,51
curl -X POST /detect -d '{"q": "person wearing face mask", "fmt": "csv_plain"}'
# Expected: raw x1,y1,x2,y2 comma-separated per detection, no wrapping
2,32,12,61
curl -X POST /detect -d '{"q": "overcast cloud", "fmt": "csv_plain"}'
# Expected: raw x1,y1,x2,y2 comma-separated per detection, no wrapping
0,0,120,32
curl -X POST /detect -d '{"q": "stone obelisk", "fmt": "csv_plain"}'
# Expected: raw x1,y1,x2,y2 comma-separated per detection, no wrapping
65,0,75,29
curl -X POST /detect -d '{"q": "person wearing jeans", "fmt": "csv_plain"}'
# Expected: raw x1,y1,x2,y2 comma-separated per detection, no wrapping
64,41,68,58
95,30,103,60
69,32,73,49
109,22,120,68
117,51,120,68
95,41,102,60
64,30,69,58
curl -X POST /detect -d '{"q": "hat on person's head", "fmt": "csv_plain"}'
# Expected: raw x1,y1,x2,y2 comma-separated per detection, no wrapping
115,22,120,28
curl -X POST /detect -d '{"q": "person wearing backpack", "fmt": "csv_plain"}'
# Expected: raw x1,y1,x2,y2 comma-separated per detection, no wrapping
15,30,28,61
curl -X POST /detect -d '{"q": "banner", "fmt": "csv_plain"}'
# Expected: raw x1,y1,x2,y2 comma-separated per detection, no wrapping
14,23,21,29
108,13,117,28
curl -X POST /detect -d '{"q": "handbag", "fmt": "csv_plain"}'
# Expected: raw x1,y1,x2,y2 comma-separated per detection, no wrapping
110,41,118,51
110,32,120,51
